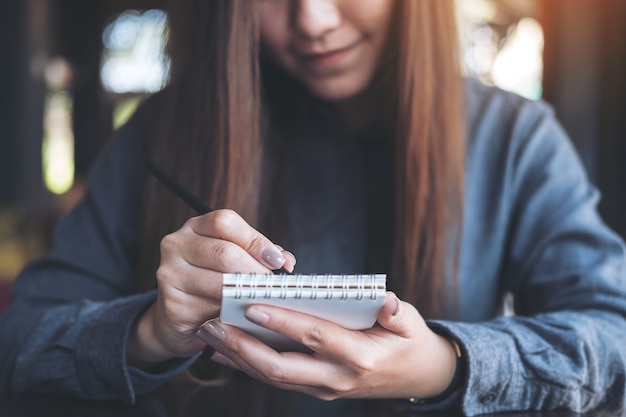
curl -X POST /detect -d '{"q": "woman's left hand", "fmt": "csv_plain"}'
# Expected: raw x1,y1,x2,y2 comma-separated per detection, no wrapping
197,292,458,400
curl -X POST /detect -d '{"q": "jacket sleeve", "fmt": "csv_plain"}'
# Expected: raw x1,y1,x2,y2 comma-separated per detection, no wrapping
0,110,196,402
431,99,626,415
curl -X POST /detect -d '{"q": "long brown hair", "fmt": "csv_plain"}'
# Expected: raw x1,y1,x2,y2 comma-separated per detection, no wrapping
137,0,464,415
138,0,464,319
137,0,263,287
393,0,464,318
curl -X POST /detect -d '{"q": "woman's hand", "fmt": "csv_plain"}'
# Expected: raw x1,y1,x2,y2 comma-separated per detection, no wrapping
198,292,458,400
126,209,296,369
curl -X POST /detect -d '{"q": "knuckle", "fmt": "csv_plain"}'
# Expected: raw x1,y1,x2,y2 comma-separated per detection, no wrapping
245,234,268,254
316,393,335,401
264,363,290,384
210,241,237,270
301,325,326,349
227,336,244,355
161,295,182,319
160,232,180,253
211,209,239,231
329,379,354,398
316,390,341,401
351,354,376,375
155,265,169,286
156,263,178,287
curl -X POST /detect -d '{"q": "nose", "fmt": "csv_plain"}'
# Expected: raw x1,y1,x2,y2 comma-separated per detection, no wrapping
292,0,341,39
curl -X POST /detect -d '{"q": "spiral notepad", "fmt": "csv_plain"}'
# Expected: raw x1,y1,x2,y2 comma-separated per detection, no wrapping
220,273,387,351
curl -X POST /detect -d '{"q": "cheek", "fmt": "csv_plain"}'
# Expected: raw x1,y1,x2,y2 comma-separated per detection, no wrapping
258,5,290,60
259,27,280,56
352,0,395,41
260,28,295,74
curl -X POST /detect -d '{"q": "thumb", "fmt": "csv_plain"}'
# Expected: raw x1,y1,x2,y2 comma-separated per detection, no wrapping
376,291,420,338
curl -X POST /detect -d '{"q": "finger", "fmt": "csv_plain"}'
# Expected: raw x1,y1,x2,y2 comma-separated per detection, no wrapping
375,292,423,338
280,250,296,273
275,245,297,273
157,257,224,296
243,305,358,360
161,226,269,274
211,352,241,370
191,209,288,271
199,321,340,392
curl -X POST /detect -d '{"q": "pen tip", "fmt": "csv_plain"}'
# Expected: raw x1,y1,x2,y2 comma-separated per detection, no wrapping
272,266,293,275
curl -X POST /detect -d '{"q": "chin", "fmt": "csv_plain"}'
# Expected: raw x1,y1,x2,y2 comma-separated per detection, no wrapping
302,75,371,102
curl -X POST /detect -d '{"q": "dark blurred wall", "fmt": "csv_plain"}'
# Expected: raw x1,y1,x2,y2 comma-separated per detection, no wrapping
0,1,22,204
596,0,626,240
541,0,600,180
0,1,45,207
541,0,626,239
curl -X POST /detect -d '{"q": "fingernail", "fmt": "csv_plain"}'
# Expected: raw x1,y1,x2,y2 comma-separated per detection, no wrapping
261,247,285,270
211,353,230,366
195,320,226,345
282,250,296,266
245,306,270,325
392,297,400,316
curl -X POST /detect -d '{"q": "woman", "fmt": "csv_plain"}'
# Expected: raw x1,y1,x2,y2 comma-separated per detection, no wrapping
1,0,625,416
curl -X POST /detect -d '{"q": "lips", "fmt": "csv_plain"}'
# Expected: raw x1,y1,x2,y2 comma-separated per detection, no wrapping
295,39,362,71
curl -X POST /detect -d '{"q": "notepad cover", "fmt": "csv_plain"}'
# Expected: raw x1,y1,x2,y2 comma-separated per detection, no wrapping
220,273,387,351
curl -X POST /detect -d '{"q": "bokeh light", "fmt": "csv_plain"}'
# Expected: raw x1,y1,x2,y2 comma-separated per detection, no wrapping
100,9,169,94
458,0,544,100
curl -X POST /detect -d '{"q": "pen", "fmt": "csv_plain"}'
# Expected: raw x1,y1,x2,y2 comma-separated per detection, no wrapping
147,160,292,275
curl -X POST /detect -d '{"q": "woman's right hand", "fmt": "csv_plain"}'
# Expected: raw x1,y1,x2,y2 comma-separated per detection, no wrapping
126,209,296,369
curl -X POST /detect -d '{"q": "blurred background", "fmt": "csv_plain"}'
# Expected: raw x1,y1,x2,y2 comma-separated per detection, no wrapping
0,0,625,310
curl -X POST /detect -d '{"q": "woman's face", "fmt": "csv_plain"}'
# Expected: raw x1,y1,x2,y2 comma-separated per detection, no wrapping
258,0,395,101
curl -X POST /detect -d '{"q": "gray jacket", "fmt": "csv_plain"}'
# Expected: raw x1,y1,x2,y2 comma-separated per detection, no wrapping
1,78,625,416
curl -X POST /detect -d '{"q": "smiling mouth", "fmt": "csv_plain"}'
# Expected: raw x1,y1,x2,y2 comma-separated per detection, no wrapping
297,40,362,70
